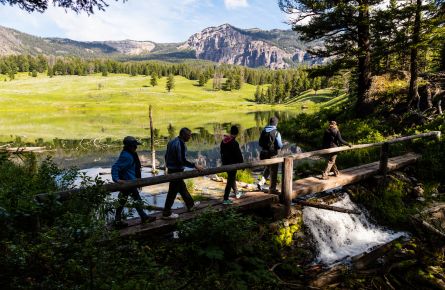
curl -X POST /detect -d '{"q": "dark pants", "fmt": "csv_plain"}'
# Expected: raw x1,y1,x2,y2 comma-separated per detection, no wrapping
115,188,148,221
323,154,339,175
260,151,279,191
224,170,238,200
262,164,279,191
163,169,195,217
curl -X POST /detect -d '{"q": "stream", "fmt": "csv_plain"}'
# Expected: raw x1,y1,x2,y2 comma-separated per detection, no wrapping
303,192,406,265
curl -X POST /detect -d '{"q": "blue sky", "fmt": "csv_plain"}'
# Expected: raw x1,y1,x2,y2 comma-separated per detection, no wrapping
0,0,290,42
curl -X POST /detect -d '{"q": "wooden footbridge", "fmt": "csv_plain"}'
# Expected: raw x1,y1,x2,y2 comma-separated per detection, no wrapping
36,132,440,236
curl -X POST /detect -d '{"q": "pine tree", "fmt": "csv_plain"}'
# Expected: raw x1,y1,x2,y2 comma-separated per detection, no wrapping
166,74,175,92
198,73,206,86
213,72,222,90
312,77,322,95
254,85,261,103
223,73,234,91
150,72,158,87
234,74,243,90
47,67,54,78
280,0,384,115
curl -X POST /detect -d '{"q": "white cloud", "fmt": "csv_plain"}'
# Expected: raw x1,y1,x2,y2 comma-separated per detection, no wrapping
224,0,249,10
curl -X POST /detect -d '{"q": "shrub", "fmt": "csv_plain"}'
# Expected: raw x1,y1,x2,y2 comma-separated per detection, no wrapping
217,169,254,184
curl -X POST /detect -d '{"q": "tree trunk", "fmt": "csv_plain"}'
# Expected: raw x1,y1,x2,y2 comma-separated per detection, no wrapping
149,105,156,174
408,0,422,109
356,1,372,116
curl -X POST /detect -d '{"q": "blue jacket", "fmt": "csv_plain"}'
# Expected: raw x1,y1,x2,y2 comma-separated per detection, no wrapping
165,137,195,170
263,125,283,149
111,150,137,182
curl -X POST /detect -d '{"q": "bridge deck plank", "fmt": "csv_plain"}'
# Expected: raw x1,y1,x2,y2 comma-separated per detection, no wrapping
118,191,278,236
292,153,420,197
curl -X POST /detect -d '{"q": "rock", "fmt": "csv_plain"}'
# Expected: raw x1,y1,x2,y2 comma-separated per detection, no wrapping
410,176,418,183
179,24,323,69
413,186,425,197
210,175,224,182
392,171,411,183
416,197,426,202
238,182,248,188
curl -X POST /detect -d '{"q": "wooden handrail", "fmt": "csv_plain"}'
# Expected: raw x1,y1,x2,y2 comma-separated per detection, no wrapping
35,131,440,202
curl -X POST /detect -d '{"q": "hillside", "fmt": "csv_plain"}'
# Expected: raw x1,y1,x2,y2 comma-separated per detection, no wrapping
0,24,321,68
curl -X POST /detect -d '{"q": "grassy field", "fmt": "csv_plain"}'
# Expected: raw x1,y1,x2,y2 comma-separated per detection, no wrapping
0,73,337,142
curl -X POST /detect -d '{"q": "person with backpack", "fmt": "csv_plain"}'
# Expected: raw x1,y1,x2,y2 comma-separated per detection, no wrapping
257,117,283,193
111,136,156,228
163,128,204,219
321,121,352,180
220,125,244,205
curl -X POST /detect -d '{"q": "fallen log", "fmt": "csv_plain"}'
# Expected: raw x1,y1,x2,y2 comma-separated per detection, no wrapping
0,146,48,153
294,200,361,215
351,236,405,270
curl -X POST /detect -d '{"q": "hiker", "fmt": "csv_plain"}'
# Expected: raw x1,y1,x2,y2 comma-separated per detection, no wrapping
220,125,244,205
111,136,155,228
257,117,283,193
163,128,203,219
322,121,352,180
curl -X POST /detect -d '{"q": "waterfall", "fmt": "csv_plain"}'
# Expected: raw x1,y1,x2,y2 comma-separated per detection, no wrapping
303,193,405,265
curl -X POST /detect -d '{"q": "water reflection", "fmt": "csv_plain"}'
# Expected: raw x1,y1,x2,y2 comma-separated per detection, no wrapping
38,110,300,169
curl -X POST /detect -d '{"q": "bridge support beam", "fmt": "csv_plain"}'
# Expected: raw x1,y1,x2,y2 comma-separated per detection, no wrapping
282,157,294,217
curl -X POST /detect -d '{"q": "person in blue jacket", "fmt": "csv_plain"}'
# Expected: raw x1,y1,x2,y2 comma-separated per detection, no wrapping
163,128,203,219
111,136,155,228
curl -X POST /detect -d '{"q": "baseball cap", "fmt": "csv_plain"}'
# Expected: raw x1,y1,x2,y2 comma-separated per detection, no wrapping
123,136,142,146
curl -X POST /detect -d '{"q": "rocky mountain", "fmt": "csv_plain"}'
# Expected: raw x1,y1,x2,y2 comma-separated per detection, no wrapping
0,24,321,68
179,24,320,69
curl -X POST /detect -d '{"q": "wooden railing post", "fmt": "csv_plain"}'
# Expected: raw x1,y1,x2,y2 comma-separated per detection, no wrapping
282,157,294,217
379,142,389,177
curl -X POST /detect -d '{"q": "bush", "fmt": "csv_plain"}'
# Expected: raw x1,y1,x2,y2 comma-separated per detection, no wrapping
217,169,254,184
175,209,278,288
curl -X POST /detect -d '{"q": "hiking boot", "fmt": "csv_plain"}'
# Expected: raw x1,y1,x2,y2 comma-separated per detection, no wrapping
162,213,179,220
141,216,156,224
333,170,340,177
235,191,246,199
188,201,201,212
223,199,234,205
113,220,129,229
257,183,263,191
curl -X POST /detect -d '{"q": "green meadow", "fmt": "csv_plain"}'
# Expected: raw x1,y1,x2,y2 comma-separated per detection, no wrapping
0,73,341,142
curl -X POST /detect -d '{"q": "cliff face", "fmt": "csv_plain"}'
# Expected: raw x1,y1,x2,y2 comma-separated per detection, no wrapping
0,24,322,68
179,24,320,69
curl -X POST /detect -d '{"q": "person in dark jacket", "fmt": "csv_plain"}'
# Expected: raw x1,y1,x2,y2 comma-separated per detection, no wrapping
257,117,283,193
322,121,352,180
163,128,204,219
220,125,244,205
111,136,156,228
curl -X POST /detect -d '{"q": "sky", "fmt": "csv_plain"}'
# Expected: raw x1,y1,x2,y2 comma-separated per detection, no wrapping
0,0,290,42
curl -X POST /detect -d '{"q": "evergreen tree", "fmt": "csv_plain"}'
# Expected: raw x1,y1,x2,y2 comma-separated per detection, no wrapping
234,74,243,90
166,74,175,92
312,77,322,95
150,72,158,87
254,86,261,103
280,0,384,115
213,73,222,90
1,0,116,13
223,73,234,91
198,73,206,86
47,67,54,78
